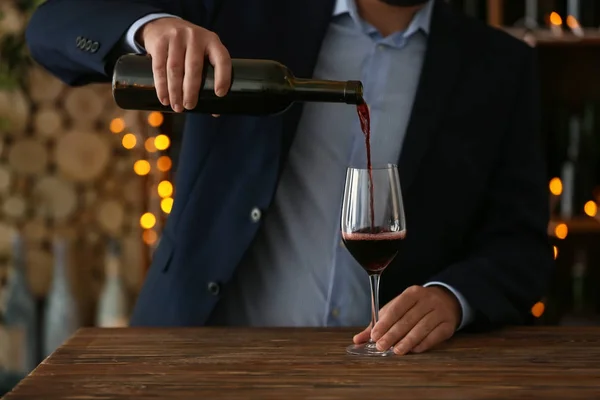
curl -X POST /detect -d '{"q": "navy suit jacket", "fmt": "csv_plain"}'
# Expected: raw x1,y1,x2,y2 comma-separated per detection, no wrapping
26,0,554,330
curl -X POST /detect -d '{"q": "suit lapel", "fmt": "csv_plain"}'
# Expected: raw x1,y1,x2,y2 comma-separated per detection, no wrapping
398,0,464,193
277,0,337,171
276,0,337,78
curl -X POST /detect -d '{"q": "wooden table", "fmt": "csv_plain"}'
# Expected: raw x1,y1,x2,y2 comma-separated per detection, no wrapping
3,327,600,399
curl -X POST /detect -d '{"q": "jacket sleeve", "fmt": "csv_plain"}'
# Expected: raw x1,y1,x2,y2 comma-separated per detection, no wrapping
429,46,555,331
25,0,184,86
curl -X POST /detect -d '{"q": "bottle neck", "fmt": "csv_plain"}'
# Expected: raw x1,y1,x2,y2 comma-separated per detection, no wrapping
12,233,26,275
291,78,364,105
52,240,68,283
105,256,120,279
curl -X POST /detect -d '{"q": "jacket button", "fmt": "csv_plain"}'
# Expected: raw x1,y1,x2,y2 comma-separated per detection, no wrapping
90,42,99,53
250,207,261,222
85,39,92,51
207,281,220,296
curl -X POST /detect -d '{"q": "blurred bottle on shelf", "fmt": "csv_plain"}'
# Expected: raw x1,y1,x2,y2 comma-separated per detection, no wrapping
2,232,38,374
96,239,128,328
559,248,600,325
558,104,598,219
559,114,579,219
579,103,599,212
43,237,79,357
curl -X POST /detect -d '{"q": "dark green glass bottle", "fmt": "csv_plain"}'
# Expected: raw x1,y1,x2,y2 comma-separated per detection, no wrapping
112,54,364,115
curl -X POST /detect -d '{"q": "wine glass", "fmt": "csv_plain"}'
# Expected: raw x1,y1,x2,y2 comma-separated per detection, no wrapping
341,164,406,357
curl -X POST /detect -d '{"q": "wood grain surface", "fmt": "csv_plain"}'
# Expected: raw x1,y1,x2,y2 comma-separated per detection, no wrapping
3,327,600,399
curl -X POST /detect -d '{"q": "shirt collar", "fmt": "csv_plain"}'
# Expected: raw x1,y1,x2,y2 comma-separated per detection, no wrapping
333,0,433,38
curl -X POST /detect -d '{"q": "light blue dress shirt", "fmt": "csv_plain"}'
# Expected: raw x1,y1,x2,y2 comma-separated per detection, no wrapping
125,0,474,330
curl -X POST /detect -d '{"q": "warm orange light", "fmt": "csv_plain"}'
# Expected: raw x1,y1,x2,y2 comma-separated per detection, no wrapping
154,134,170,151
161,197,174,214
531,302,545,318
584,201,597,217
157,156,172,172
133,160,151,176
109,118,125,134
145,137,157,152
142,229,158,245
140,212,156,229
553,246,558,260
549,177,562,196
157,180,173,198
566,15,580,29
550,12,562,26
122,133,137,149
554,223,568,239
148,112,164,128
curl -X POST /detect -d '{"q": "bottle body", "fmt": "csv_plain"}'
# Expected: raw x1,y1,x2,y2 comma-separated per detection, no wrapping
43,238,79,357
4,232,38,373
96,239,128,328
96,276,128,328
112,54,364,115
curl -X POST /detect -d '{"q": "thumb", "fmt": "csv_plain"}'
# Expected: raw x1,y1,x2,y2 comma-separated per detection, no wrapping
353,324,372,344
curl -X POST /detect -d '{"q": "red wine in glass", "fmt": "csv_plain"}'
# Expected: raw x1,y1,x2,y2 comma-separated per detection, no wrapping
340,164,406,357
342,228,406,274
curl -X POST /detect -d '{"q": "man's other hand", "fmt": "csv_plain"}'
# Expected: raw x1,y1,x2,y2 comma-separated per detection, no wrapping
353,285,461,355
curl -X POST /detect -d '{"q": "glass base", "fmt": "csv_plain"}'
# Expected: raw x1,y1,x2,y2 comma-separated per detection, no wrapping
346,340,395,357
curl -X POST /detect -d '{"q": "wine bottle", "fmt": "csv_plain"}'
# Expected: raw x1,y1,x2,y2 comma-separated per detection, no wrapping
559,248,600,326
96,239,128,328
3,232,38,373
43,238,79,357
560,106,598,219
112,54,364,115
560,114,580,219
579,102,598,208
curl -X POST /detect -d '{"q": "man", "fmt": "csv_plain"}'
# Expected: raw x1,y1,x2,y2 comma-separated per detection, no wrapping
26,0,554,355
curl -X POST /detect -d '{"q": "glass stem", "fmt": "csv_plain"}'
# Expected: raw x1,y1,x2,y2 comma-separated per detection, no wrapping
368,273,381,343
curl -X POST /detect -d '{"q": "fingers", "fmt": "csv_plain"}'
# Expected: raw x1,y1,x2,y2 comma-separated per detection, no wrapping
353,299,397,344
411,323,454,354
392,311,441,355
167,35,186,113
148,38,169,106
365,285,460,355
374,306,433,351
183,38,204,110
353,323,372,344
371,285,420,341
378,300,393,317
140,18,232,113
206,35,232,97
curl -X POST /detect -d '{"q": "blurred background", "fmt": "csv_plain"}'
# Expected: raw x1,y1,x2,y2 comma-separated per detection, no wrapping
0,0,600,394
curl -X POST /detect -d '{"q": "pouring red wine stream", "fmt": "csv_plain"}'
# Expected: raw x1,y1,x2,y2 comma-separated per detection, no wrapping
356,101,374,231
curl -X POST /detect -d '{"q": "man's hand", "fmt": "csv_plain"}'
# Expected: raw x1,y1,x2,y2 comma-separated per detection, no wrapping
137,18,232,113
353,285,462,355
